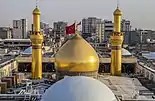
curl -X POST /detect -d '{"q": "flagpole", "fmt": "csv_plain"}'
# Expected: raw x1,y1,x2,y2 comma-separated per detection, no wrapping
74,20,76,24
74,20,77,31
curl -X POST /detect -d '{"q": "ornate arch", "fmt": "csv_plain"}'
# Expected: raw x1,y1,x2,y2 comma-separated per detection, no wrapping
48,74,52,79
104,64,110,73
98,64,105,73
146,71,149,78
122,64,126,73
150,74,154,81
142,69,145,76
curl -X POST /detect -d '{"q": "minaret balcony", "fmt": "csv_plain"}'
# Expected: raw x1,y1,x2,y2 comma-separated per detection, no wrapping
30,31,43,35
31,39,43,45
110,35,123,46
111,32,123,36
30,32,43,41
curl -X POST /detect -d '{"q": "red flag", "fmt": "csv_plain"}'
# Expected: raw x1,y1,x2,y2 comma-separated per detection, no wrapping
66,23,75,35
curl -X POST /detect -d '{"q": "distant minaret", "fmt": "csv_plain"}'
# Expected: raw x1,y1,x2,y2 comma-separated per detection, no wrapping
110,4,123,76
30,1,43,79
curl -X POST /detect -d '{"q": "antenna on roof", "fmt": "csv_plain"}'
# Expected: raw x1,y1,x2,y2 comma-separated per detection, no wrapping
117,0,120,8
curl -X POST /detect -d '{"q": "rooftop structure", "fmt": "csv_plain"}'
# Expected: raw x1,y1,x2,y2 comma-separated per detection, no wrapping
109,48,132,56
142,52,155,60
22,47,32,55
98,76,155,100
20,46,54,56
0,39,31,50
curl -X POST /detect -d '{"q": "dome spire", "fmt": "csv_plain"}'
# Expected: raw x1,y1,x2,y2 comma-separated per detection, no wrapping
117,0,120,8
113,1,122,16
36,0,38,8
33,0,41,15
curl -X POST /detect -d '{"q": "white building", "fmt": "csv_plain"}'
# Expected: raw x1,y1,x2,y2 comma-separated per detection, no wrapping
82,17,104,42
104,20,114,41
96,22,104,43
13,19,28,39
40,22,49,30
82,17,102,34
121,19,131,32
53,21,67,37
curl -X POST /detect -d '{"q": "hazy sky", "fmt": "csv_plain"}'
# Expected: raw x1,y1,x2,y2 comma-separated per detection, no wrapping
0,0,155,30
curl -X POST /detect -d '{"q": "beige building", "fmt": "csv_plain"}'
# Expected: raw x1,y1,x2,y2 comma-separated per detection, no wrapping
96,22,104,43
0,57,17,77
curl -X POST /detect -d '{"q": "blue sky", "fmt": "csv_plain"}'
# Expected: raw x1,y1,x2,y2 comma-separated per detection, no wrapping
0,0,155,30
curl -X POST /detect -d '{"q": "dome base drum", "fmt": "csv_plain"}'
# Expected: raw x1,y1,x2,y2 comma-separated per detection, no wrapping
56,71,98,80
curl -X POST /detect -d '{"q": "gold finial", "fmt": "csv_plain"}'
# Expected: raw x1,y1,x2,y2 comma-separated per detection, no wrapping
33,0,40,15
117,0,120,8
36,0,38,8
114,0,122,16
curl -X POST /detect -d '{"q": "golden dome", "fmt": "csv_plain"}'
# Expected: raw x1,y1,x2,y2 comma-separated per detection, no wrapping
113,8,122,16
33,7,41,15
55,32,99,77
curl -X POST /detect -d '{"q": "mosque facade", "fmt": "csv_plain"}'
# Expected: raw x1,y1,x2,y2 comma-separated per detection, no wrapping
0,3,154,101
15,6,136,78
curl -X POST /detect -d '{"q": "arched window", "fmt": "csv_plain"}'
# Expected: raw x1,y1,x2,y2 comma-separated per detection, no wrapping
142,69,145,76
146,71,149,78
150,74,154,81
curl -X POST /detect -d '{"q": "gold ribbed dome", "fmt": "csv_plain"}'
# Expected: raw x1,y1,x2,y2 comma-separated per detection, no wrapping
55,32,99,78
33,7,41,15
113,8,122,15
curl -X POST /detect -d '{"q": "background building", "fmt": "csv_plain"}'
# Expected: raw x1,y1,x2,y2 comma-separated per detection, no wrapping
123,29,155,45
121,19,132,32
0,27,12,39
82,17,104,42
82,17,99,34
41,22,49,30
96,21,104,43
32,22,50,35
103,20,114,41
13,19,28,39
21,19,28,39
53,21,67,38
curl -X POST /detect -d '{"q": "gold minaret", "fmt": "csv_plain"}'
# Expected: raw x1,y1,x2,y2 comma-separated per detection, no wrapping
110,6,123,76
30,4,43,79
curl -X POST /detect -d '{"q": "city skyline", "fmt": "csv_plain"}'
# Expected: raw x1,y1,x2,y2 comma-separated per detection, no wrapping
0,0,155,30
